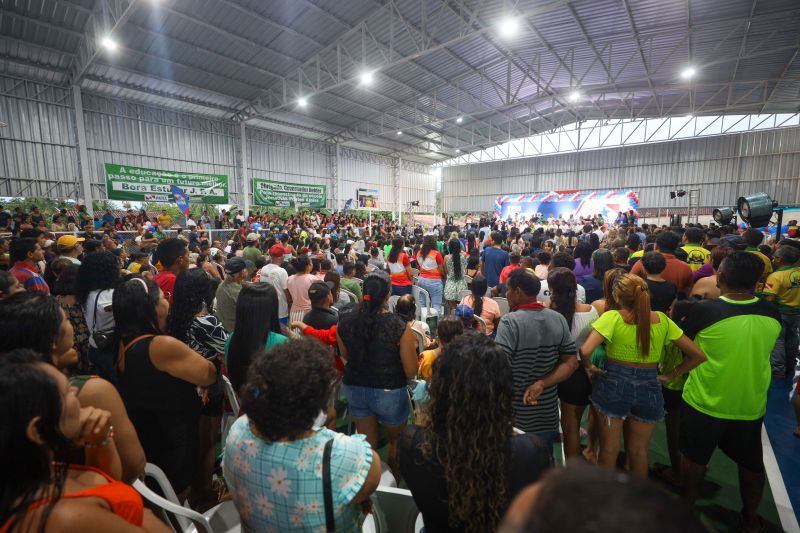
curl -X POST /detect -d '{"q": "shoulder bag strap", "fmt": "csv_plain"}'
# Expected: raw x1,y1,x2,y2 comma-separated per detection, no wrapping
323,438,335,532
117,334,156,373
91,290,102,334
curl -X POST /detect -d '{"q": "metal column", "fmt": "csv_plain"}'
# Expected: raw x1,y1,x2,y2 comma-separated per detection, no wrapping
240,120,249,218
335,143,342,212
393,157,401,223
71,85,94,210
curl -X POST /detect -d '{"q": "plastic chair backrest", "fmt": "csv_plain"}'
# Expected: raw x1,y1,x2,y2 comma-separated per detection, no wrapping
474,315,487,334
493,297,510,315
387,295,401,312
136,463,209,532
341,288,358,303
411,327,426,355
221,375,240,417
370,486,423,533
411,285,432,320
459,289,472,301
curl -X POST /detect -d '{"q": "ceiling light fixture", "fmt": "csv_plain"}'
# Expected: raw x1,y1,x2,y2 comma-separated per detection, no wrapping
297,96,308,108
100,35,118,52
568,90,581,102
680,66,696,80
456,116,463,124
396,130,402,135
456,148,461,153
498,16,520,38
360,70,374,86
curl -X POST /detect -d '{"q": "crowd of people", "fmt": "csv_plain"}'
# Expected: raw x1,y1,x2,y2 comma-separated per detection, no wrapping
1,202,799,533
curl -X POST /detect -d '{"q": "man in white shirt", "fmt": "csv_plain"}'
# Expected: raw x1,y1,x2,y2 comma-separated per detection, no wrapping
260,244,291,326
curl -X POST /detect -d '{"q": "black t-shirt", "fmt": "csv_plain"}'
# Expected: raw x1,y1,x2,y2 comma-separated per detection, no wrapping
647,278,678,313
399,425,552,533
303,306,338,330
0,211,11,227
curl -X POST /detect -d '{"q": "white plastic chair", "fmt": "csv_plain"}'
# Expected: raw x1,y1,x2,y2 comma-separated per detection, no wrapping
341,288,359,304
493,297,510,315
387,295,401,312
411,327,426,355
134,463,241,533
367,486,424,533
474,315,487,334
459,289,472,301
221,375,240,447
411,285,433,321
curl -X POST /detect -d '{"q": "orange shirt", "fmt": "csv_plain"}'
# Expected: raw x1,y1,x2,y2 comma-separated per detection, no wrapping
417,251,444,279
499,263,520,283
388,252,412,286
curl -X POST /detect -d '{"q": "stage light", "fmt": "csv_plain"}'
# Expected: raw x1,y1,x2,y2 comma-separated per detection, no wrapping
712,207,734,225
498,16,520,38
680,66,696,80
360,70,374,86
568,90,581,102
100,35,118,52
670,190,687,200
297,96,308,108
737,193,777,228
456,116,463,123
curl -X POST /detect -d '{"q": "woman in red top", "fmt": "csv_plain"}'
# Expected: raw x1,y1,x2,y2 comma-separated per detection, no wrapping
386,238,414,296
0,349,169,532
415,235,446,315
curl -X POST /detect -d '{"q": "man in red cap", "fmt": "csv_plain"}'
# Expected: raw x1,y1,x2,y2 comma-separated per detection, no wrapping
260,244,292,326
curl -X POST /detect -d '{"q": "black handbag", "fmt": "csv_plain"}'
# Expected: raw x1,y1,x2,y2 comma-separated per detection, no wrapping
90,290,115,351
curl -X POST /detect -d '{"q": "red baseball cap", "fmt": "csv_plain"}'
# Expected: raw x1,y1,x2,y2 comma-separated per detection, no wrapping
268,244,285,257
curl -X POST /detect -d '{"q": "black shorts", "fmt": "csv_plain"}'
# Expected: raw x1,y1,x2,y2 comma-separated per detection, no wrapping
662,387,683,413
557,364,591,406
679,403,764,473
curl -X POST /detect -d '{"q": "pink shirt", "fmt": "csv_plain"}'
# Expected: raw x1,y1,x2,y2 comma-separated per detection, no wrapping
459,294,502,336
287,273,322,313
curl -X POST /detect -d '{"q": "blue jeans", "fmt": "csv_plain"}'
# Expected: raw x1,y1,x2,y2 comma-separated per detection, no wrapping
344,385,409,426
590,360,663,424
392,285,413,296
417,277,444,315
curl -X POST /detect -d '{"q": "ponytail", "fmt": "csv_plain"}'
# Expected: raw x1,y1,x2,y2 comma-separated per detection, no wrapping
349,275,390,364
632,282,651,358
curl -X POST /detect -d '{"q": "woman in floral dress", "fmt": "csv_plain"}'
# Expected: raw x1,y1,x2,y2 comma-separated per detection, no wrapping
444,238,468,311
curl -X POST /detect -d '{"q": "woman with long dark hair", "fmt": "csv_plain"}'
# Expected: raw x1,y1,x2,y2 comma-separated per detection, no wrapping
386,237,414,296
578,248,615,303
286,255,321,322
0,292,146,483
114,277,216,495
547,268,599,460
399,334,552,533
166,269,226,507
572,241,594,277
51,264,90,374
459,274,501,336
443,238,468,310
337,274,417,480
225,282,287,393
0,349,169,532
75,251,121,385
416,235,446,315
580,274,706,478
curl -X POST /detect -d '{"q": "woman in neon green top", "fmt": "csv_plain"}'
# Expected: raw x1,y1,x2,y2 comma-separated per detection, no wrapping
579,274,706,478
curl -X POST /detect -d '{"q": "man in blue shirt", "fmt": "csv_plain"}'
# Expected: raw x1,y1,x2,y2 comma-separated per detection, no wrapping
481,231,510,288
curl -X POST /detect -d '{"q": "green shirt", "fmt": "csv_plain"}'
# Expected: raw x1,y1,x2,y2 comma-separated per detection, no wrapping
242,246,262,276
681,296,781,420
591,310,683,364
223,331,288,368
340,277,362,300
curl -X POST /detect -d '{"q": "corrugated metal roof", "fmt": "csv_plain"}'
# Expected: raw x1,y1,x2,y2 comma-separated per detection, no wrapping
2,0,798,164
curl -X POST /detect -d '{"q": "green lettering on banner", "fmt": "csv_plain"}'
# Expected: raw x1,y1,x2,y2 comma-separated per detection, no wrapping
252,178,327,209
104,163,229,204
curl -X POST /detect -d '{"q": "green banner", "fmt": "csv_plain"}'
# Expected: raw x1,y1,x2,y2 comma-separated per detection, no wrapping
104,163,229,204
252,178,327,208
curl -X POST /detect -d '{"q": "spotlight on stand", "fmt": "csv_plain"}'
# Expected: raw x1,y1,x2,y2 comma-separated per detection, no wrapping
712,207,734,225
737,193,777,228
670,189,687,200
410,201,420,207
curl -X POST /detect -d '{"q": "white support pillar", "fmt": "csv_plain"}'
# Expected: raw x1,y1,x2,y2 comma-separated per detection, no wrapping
393,157,401,224
71,85,94,211
240,120,249,218
335,143,342,211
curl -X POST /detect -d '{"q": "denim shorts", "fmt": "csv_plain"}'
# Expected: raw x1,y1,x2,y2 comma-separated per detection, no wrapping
590,360,664,424
344,385,409,426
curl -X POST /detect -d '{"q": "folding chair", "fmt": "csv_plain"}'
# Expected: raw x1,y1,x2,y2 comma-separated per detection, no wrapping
493,297,510,315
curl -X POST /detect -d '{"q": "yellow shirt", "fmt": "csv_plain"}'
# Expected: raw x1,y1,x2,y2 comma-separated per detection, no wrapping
746,248,772,291
681,244,710,271
418,349,438,380
157,213,172,227
762,266,800,314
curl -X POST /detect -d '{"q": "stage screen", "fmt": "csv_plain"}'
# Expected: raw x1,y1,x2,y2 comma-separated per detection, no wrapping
494,190,639,222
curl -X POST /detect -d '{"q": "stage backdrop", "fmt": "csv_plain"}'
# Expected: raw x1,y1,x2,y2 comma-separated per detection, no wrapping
494,190,639,221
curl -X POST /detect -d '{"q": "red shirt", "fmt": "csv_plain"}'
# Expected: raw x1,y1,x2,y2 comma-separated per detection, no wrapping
154,271,177,303
499,263,520,283
630,252,693,296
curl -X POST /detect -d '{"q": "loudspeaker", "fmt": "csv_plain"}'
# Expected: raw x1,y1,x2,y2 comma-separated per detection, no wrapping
669,214,682,226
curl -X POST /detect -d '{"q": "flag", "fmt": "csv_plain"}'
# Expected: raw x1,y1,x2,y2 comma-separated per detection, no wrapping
344,198,353,214
171,185,190,215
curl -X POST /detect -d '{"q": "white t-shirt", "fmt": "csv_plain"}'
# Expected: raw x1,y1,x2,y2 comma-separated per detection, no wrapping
260,264,289,318
85,289,115,349
537,280,586,305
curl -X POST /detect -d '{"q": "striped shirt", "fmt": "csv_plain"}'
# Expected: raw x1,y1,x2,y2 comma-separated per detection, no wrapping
495,308,576,434
10,262,49,294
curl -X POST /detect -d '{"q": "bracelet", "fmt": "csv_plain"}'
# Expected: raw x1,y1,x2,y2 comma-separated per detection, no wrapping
85,426,115,449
